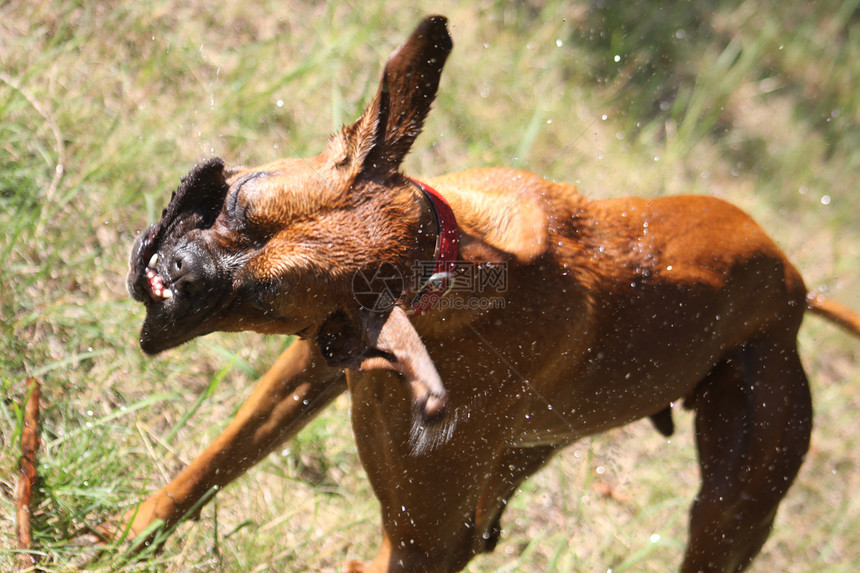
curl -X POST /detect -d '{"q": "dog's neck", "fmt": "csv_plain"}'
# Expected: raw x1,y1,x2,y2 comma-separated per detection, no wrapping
408,178,460,316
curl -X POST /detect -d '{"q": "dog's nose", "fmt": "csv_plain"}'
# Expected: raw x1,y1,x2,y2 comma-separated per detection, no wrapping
168,249,206,295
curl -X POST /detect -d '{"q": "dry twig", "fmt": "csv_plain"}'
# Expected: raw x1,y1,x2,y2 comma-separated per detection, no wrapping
16,378,41,571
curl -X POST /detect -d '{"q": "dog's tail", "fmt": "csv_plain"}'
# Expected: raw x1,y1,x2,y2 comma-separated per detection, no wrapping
806,293,860,338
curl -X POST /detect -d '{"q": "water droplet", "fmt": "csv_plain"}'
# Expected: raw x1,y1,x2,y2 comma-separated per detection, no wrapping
820,195,831,205
650,533,661,543
556,39,563,47
613,54,620,62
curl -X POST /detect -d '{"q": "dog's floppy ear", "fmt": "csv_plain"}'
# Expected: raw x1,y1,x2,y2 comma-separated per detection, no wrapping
337,15,452,174
316,305,447,421
154,158,228,240
130,158,228,268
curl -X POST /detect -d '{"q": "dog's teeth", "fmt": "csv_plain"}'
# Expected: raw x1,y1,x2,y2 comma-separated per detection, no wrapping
162,288,173,299
148,253,158,268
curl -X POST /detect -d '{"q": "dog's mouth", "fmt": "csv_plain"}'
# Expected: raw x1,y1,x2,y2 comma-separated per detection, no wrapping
129,226,158,304
129,226,174,305
143,252,173,301
128,234,229,354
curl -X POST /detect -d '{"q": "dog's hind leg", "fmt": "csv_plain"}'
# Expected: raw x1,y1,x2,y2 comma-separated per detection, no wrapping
681,335,812,573
119,339,346,542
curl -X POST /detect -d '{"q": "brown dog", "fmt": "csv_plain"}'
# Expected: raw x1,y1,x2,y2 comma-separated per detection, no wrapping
125,16,860,572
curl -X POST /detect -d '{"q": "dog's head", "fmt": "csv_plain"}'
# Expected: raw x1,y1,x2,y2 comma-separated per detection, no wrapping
128,16,453,418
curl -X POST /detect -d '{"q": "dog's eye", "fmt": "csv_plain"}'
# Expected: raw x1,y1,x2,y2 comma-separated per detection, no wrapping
225,187,246,225
226,171,270,227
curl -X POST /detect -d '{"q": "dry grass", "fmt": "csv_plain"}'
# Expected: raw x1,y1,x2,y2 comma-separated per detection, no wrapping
1,0,858,571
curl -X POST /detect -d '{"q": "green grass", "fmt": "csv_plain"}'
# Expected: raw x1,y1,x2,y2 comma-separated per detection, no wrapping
1,1,858,571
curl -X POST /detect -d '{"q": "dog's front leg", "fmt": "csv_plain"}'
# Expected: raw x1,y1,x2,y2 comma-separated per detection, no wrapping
121,338,345,541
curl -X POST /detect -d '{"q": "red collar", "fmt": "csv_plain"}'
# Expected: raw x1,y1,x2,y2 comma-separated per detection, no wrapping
408,178,460,316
